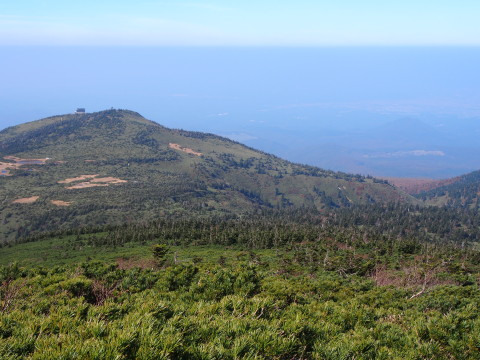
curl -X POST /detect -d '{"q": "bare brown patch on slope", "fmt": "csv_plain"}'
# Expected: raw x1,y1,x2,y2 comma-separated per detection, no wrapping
59,175,99,184
65,182,109,189
51,200,72,206
91,177,128,184
62,175,127,189
169,143,202,156
13,196,39,204
1,156,50,176
116,257,156,270
372,264,456,295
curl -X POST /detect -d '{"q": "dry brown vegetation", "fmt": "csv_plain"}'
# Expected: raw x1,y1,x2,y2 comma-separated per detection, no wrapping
116,257,156,270
65,182,109,189
50,200,72,207
12,196,39,204
372,256,456,299
60,174,128,190
58,175,99,184
169,143,202,156
91,177,128,184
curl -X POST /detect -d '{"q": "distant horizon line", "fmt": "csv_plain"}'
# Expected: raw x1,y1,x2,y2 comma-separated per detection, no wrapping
2,44,480,48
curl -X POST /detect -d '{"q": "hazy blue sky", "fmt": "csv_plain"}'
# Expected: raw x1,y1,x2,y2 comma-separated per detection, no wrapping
2,2,480,177
1,1,480,45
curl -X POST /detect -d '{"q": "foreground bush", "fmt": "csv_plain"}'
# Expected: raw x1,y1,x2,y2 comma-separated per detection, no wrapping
0,255,480,359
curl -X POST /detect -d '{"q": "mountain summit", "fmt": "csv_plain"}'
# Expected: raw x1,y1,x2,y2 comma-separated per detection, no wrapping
0,109,413,241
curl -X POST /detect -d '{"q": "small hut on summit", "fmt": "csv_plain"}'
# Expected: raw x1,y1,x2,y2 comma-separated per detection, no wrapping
75,108,86,114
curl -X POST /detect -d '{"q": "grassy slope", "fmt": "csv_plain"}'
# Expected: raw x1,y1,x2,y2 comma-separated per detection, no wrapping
0,234,274,268
0,109,415,241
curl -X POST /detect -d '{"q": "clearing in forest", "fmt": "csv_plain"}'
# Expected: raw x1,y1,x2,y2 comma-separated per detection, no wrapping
66,182,109,189
0,156,50,176
12,196,39,204
51,200,72,206
91,177,128,184
60,174,128,189
169,143,202,156
58,175,99,184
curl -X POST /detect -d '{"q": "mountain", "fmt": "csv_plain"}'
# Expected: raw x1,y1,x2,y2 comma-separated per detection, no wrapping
416,169,480,208
0,109,414,242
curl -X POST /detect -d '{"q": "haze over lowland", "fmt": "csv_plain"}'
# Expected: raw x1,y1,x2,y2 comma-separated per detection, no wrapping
2,47,480,178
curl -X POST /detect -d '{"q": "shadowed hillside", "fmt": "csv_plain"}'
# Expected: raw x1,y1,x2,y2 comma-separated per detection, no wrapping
416,169,480,208
381,177,460,195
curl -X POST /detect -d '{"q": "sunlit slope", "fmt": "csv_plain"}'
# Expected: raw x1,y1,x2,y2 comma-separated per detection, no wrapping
0,109,415,241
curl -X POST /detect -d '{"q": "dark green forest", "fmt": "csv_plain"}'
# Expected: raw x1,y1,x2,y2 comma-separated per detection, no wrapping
10,204,480,249
417,170,480,209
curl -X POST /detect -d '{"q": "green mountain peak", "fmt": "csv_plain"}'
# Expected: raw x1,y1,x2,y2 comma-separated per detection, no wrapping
0,109,415,241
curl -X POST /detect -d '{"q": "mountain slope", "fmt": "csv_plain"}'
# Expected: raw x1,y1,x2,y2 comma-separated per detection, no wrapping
381,177,460,195
0,109,415,242
416,170,480,208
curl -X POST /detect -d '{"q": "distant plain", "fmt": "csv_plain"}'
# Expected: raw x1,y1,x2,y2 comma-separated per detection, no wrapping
2,47,480,178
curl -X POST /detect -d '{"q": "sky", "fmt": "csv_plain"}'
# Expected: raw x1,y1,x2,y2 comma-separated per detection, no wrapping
1,1,480,46
2,1,480,177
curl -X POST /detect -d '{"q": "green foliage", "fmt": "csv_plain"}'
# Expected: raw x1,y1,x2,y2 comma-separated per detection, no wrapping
158,264,198,292
0,249,479,359
0,263,24,283
0,213,478,358
417,169,480,209
151,244,169,267
58,277,94,299
0,109,413,242
331,203,480,243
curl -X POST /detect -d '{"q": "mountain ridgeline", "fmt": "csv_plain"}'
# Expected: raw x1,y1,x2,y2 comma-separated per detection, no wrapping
0,109,414,241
